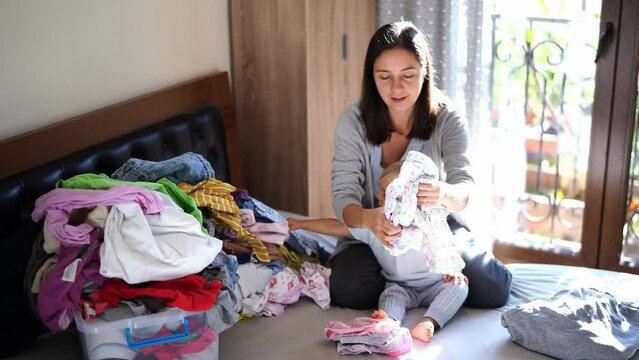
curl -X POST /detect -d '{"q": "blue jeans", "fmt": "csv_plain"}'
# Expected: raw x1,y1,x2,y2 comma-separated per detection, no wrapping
111,152,214,184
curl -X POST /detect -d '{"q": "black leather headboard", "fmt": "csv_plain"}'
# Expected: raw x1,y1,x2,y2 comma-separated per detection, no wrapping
0,104,229,357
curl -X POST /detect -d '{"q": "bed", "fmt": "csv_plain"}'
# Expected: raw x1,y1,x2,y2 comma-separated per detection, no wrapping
2,71,638,360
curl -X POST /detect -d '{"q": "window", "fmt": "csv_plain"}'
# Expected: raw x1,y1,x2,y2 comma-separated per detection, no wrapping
483,0,639,275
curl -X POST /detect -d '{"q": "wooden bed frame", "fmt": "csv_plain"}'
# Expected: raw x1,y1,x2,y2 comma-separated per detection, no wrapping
0,71,244,187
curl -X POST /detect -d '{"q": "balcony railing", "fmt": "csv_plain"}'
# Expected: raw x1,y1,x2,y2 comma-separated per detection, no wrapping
490,14,596,243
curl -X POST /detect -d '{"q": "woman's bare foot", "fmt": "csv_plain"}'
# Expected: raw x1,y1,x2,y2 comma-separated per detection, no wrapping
371,309,389,320
410,320,435,342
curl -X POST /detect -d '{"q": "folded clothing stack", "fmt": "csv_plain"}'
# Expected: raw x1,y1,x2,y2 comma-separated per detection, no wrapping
324,316,412,356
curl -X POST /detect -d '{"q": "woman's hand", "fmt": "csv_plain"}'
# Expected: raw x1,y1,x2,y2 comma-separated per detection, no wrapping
287,218,302,231
364,208,402,249
443,273,468,285
417,180,448,207
418,181,472,212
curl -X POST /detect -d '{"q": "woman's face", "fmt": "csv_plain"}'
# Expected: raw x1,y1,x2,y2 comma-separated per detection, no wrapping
373,48,426,115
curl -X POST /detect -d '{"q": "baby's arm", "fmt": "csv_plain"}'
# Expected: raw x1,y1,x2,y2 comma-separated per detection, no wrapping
287,218,351,237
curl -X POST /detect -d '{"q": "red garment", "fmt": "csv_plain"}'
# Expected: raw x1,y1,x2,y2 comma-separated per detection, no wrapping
92,275,222,311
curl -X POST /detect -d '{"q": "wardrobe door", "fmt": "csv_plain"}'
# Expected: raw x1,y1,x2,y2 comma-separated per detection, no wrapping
232,0,375,217
307,0,345,218
231,0,308,215
306,0,375,218
343,0,376,105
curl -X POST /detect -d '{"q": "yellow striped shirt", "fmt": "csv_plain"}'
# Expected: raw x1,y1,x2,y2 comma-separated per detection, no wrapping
178,179,270,262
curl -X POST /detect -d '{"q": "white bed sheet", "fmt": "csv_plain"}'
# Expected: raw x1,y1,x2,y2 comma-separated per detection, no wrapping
219,263,639,360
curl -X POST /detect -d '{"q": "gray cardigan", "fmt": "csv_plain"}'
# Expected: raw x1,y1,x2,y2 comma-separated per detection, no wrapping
331,101,474,227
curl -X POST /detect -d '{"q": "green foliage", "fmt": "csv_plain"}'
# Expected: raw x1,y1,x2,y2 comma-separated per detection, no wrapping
491,0,601,209
491,3,600,131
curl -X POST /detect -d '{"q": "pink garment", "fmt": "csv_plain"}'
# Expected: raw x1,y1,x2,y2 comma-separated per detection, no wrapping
325,317,401,340
300,262,331,310
32,186,164,247
337,328,412,356
261,302,286,317
265,267,303,305
239,209,255,226
325,317,412,356
240,209,289,245
261,262,331,316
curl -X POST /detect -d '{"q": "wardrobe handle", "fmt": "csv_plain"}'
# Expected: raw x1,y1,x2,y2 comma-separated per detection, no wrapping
595,22,613,63
342,34,348,60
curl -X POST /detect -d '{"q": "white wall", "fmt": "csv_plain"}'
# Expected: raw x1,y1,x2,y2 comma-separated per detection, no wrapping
0,0,230,141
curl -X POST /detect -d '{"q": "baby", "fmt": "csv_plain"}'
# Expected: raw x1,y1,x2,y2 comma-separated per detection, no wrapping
289,157,468,342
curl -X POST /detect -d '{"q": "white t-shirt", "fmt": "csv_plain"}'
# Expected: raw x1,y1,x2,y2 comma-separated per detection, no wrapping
348,227,443,288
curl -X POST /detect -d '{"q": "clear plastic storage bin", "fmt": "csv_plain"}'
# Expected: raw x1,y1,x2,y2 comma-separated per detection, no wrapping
74,307,218,360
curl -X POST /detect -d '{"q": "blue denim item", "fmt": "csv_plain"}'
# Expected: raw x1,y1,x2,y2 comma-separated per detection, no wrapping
202,218,216,235
265,260,286,275
286,234,308,254
289,229,337,265
238,199,270,222
211,251,240,290
251,197,286,221
111,152,215,184
236,196,286,223
206,289,240,334
288,231,333,265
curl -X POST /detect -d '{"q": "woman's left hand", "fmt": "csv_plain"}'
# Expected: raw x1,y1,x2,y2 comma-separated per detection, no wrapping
287,218,301,231
417,181,446,207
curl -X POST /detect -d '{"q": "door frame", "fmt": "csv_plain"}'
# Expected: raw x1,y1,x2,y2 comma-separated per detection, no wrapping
599,0,639,275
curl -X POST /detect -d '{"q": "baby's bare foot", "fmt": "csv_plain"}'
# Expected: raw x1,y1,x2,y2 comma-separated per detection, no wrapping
410,320,435,342
371,309,389,320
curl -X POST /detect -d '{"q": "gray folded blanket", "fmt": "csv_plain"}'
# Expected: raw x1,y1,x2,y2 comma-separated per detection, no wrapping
502,287,639,360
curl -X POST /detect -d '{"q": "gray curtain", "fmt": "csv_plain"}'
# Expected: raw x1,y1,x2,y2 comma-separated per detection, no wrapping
377,0,484,141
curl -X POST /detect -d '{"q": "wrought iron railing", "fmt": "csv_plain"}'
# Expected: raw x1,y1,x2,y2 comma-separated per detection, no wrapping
490,14,595,240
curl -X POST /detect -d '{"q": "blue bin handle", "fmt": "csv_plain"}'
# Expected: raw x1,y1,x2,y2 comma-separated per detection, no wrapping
125,318,190,349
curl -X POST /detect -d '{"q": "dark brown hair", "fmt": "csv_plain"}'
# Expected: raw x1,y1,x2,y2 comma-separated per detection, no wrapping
360,21,441,145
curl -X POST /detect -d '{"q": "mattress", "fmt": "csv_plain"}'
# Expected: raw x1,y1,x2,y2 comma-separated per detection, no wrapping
8,259,639,359
219,263,639,360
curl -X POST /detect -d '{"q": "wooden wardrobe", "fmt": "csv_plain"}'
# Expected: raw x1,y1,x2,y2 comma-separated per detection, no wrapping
231,0,376,217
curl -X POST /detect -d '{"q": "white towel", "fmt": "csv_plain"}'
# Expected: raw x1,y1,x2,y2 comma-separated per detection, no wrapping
101,193,222,284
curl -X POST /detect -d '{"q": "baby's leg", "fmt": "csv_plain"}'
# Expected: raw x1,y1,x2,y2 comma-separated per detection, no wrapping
377,283,418,322
416,278,468,336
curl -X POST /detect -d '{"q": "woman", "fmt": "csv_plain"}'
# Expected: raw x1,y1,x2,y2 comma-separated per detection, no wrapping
329,20,511,310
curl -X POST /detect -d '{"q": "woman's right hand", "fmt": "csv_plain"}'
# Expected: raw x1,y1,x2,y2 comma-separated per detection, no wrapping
364,208,402,249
